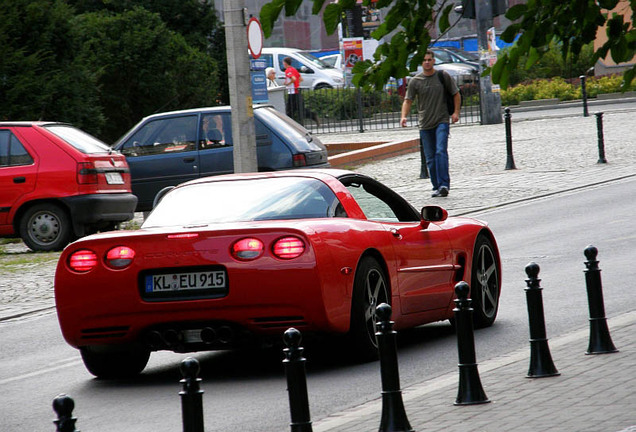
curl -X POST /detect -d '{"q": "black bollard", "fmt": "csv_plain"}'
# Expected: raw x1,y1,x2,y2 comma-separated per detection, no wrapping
283,328,313,432
504,108,517,170
580,75,589,117
52,394,79,432
375,303,414,432
594,112,607,164
179,357,204,432
583,246,618,354
453,282,490,405
524,263,560,378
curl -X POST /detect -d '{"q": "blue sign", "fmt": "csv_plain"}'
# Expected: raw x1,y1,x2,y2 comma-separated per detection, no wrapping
250,59,268,71
251,70,268,103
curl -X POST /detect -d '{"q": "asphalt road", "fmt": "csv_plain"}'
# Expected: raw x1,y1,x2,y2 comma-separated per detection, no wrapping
1,176,634,432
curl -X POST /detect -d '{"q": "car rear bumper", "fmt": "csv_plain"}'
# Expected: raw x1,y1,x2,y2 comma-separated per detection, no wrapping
62,193,138,224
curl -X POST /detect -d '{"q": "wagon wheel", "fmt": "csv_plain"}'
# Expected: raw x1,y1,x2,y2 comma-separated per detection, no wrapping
349,256,389,361
471,235,501,328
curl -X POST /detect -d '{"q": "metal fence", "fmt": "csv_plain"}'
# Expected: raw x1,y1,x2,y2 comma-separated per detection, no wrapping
285,79,481,134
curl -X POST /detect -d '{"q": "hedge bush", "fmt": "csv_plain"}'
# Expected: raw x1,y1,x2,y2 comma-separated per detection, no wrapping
500,74,636,106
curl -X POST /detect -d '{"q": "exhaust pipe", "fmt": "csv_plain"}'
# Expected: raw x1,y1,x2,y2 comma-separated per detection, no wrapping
163,329,180,346
217,326,233,344
145,330,164,349
200,327,217,344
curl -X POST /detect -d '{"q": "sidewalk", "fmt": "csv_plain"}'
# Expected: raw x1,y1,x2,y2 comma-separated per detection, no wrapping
313,311,636,432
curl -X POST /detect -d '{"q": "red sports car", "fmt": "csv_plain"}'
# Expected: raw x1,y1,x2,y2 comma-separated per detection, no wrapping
54,169,501,378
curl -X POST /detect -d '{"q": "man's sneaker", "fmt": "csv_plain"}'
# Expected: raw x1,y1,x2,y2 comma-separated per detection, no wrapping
439,186,449,197
431,189,440,197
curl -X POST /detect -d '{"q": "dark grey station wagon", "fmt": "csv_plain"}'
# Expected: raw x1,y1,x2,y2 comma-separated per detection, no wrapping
112,105,330,212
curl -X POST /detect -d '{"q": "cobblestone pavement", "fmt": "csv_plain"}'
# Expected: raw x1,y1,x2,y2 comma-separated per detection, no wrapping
1,108,634,322
313,310,636,432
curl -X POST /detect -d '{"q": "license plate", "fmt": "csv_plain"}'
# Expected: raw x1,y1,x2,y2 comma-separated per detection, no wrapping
145,270,226,293
105,172,124,185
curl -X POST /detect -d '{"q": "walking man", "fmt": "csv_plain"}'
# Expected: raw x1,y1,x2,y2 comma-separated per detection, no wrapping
400,50,460,197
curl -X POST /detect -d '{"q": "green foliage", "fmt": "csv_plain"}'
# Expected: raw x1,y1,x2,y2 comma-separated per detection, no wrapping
259,0,636,93
494,0,636,91
0,0,103,129
499,75,636,106
0,1,225,141
504,42,596,87
304,88,403,121
73,8,219,141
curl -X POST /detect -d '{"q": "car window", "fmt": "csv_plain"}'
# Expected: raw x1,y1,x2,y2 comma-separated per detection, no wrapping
200,114,232,149
0,131,34,167
120,115,197,157
346,183,399,222
434,50,453,64
44,124,111,154
340,176,420,222
278,55,305,72
260,53,274,69
143,177,344,227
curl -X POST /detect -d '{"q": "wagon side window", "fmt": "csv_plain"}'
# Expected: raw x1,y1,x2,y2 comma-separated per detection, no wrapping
121,115,198,157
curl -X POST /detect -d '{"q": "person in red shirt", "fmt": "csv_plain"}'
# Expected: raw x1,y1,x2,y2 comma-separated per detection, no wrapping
282,57,320,126
283,57,302,119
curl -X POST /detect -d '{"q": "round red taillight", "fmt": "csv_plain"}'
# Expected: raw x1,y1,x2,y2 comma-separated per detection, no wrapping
68,249,98,273
272,236,305,259
231,238,264,261
105,246,136,269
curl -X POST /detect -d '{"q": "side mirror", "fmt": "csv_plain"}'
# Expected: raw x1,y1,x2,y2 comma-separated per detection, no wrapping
300,66,313,74
421,205,448,222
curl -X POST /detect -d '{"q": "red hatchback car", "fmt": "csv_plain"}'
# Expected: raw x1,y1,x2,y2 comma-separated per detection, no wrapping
0,122,137,251
55,169,501,378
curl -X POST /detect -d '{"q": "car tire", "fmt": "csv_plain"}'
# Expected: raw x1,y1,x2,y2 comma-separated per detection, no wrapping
349,256,390,361
19,203,72,251
80,345,150,379
314,83,332,90
470,235,501,328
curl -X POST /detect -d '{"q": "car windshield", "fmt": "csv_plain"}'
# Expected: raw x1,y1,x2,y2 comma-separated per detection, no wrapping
143,177,343,228
297,52,330,69
44,125,112,154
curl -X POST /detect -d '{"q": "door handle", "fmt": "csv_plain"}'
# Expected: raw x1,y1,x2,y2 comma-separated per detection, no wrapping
182,157,195,163
390,228,402,239
13,177,26,184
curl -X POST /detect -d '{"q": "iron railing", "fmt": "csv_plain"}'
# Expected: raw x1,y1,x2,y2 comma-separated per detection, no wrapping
285,78,481,134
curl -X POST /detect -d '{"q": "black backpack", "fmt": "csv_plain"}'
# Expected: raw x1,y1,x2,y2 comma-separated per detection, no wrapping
437,70,462,115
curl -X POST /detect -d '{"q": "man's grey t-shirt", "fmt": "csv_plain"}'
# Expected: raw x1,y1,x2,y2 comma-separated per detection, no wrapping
405,71,459,130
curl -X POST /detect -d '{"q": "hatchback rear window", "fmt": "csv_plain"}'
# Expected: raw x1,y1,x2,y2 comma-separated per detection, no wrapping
43,124,111,154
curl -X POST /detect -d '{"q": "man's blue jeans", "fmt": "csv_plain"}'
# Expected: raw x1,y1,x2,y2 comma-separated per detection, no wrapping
420,122,450,191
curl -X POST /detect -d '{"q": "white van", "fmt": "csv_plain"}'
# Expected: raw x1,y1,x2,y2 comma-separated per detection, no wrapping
261,47,345,89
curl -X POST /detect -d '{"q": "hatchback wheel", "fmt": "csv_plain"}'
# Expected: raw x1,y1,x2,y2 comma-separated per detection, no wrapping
19,203,72,251
471,235,500,328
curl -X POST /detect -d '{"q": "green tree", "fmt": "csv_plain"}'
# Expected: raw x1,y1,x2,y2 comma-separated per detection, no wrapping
72,7,220,141
260,0,636,90
0,0,103,130
68,0,229,104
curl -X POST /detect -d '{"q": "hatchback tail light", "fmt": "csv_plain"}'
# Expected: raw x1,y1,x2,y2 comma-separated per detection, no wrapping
68,249,98,272
231,238,264,261
77,162,98,184
105,246,136,269
292,154,307,167
272,236,305,259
